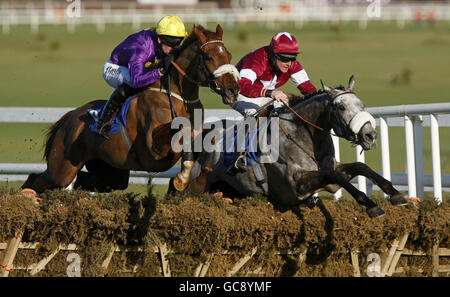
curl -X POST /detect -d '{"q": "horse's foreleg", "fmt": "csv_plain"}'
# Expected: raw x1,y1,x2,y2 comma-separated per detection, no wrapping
187,162,213,195
21,160,82,194
336,162,409,206
22,171,56,194
326,170,385,218
296,169,384,218
173,121,202,192
173,152,194,191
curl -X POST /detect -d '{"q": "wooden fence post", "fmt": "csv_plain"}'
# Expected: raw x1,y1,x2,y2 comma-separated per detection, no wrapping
350,250,360,277
0,230,24,277
381,237,400,276
386,233,409,276
227,247,257,277
432,244,440,277
158,242,171,277
29,247,61,275
101,244,118,275
194,253,214,277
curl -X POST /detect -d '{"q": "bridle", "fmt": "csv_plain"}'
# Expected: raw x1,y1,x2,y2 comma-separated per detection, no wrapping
328,90,376,148
169,40,239,96
279,90,374,147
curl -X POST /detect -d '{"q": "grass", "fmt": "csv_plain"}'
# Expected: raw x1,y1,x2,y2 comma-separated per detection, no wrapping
1,21,449,107
0,20,449,193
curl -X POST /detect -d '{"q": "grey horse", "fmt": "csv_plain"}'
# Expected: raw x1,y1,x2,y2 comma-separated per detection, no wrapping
179,76,409,218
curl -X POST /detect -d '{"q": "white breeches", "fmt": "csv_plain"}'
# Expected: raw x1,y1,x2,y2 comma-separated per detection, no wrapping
232,93,284,117
102,60,132,88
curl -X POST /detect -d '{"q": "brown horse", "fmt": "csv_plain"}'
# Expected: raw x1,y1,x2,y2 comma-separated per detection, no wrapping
21,24,240,194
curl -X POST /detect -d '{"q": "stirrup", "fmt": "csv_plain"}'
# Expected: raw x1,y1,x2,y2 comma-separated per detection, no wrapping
234,154,247,170
226,153,247,176
92,122,111,140
97,123,112,140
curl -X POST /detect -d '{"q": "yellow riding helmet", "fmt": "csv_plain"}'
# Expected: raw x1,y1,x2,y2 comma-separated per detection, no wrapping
156,15,187,38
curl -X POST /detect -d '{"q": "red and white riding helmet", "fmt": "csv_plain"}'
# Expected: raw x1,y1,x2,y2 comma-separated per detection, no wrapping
270,32,299,54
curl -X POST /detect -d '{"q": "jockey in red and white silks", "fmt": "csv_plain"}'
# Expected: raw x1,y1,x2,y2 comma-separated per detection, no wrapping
233,32,317,117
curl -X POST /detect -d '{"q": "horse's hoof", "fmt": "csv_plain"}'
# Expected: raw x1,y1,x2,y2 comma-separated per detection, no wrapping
187,179,206,195
173,176,187,192
306,195,319,209
389,193,409,206
367,206,385,218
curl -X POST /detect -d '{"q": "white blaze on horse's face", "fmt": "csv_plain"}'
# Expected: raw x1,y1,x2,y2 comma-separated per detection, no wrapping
200,36,240,104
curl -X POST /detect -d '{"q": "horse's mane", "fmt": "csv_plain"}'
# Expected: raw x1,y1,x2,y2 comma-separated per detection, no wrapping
285,85,346,112
178,25,217,52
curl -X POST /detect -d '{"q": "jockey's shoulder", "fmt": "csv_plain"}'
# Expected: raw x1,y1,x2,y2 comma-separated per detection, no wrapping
238,46,269,70
289,60,304,72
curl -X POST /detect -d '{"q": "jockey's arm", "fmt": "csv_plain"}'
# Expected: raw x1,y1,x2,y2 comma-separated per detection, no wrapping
127,39,162,88
238,49,268,98
238,75,267,98
129,59,162,89
297,80,317,96
290,62,317,96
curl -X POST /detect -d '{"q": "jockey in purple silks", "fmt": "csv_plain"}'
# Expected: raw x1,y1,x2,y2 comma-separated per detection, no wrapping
94,15,188,139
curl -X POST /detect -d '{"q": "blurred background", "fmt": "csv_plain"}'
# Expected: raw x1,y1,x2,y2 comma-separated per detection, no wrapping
0,0,449,194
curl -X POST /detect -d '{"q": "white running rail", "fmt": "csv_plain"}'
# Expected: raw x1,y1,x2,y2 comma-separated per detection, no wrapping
1,103,449,203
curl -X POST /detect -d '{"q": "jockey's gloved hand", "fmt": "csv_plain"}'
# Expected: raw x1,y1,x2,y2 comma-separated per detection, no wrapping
160,54,175,75
270,90,288,103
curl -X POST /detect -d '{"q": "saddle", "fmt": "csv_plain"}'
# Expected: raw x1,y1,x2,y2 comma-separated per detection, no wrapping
87,95,136,136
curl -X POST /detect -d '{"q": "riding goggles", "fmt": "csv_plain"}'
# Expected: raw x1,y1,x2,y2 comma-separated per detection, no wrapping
275,53,297,62
159,35,184,48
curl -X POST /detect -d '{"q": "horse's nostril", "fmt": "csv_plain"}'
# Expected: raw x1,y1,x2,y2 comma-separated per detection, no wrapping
227,88,239,97
365,132,377,141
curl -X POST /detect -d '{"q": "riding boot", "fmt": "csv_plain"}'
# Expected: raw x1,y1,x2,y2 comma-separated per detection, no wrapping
96,83,135,140
226,120,253,176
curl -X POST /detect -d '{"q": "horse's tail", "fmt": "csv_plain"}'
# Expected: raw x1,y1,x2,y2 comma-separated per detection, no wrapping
44,110,74,161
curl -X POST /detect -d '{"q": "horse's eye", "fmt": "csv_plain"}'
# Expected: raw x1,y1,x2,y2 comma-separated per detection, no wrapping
339,105,345,111
204,54,213,61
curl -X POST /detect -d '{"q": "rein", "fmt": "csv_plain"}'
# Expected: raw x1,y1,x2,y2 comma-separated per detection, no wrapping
280,91,355,137
282,91,353,133
281,101,327,133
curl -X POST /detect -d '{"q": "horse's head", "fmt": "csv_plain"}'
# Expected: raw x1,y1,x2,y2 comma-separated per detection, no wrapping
192,24,240,105
321,75,377,151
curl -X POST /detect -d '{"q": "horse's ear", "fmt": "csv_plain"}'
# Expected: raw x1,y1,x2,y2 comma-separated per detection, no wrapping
321,79,338,98
193,25,207,44
348,75,355,92
216,24,223,40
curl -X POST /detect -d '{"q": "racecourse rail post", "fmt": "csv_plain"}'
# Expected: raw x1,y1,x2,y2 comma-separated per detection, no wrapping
379,117,391,198
430,114,442,203
331,129,342,200
356,145,367,195
404,115,417,198
413,115,424,200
